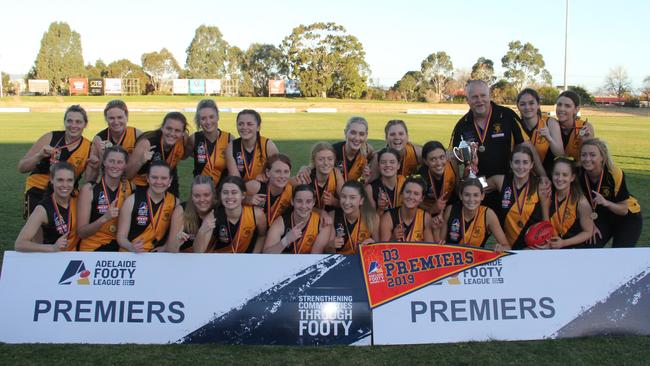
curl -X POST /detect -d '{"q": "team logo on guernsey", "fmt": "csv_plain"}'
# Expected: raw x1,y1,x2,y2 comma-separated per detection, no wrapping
97,191,109,213
449,218,461,242
53,215,68,235
218,225,229,243
235,152,245,171
502,187,512,208
197,143,207,163
136,202,148,226
359,243,512,307
335,223,346,238
59,260,91,285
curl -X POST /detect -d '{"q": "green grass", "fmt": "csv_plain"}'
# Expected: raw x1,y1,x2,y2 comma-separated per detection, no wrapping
0,111,649,363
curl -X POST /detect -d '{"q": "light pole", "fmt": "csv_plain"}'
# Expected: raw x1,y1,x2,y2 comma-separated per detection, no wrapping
563,0,569,91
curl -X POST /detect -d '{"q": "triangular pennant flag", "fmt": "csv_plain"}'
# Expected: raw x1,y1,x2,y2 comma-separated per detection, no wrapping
359,242,512,308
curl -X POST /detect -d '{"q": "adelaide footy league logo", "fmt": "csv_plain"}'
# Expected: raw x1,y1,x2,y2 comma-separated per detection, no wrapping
58,260,91,285
359,243,512,307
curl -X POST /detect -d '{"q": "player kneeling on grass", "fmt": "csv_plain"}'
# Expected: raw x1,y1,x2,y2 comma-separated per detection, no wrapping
328,181,379,254
264,184,331,254
77,145,133,251
433,178,510,251
379,177,434,242
16,162,80,252
164,175,217,253
117,161,179,252
192,176,267,253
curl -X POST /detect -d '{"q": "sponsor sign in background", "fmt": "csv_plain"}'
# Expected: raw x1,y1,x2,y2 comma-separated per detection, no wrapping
172,79,189,94
0,252,371,345
205,79,221,94
28,79,49,94
103,78,122,95
189,79,206,94
68,78,88,95
268,80,285,95
285,80,300,95
370,248,650,345
89,78,104,95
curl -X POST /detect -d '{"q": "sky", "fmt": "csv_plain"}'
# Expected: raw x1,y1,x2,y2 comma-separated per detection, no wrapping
1,0,648,93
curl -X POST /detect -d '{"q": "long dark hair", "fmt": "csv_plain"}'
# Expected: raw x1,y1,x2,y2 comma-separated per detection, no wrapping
137,112,189,143
341,180,375,233
509,144,538,198
552,157,582,205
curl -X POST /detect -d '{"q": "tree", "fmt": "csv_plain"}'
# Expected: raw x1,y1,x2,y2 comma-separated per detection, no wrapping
490,79,518,104
470,57,496,85
420,51,453,102
1,72,10,96
185,25,229,78
568,85,594,105
141,48,181,93
501,41,551,90
603,66,631,99
537,86,560,105
32,22,85,94
242,43,285,96
281,22,369,98
393,71,422,102
641,76,650,104
107,59,151,94
85,59,108,78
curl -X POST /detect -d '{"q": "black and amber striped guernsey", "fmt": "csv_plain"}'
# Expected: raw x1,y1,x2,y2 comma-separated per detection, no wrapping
193,130,231,186
499,174,543,249
96,127,137,154
310,169,338,211
521,114,555,173
332,208,372,254
369,175,406,212
387,207,426,242
133,130,185,194
125,188,176,251
579,166,641,221
419,162,457,210
79,180,132,251
25,131,91,193
280,210,321,254
256,182,293,225
333,141,368,182
560,118,587,161
38,194,79,251
399,142,419,176
210,205,258,253
445,201,489,247
549,189,582,241
232,136,269,181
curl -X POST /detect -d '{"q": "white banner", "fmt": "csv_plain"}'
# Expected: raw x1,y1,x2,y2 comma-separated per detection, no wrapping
172,79,189,95
205,79,221,94
103,78,122,95
372,248,650,345
0,252,371,345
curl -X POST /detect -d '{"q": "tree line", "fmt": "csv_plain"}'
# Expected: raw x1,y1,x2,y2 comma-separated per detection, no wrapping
2,21,648,105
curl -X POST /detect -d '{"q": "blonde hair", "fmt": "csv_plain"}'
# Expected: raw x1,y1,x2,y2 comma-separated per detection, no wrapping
183,176,217,235
344,116,373,160
581,138,615,173
310,141,336,167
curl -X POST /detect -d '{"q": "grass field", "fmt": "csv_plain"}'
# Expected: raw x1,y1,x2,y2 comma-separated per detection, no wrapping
1,107,649,364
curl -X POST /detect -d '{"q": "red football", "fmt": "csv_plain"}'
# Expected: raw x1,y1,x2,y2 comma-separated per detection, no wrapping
80,270,91,278
525,221,554,248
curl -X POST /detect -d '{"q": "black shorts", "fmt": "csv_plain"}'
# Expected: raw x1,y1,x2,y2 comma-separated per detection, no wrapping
24,187,45,220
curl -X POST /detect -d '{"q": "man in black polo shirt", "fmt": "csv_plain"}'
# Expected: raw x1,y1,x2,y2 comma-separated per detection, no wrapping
450,80,547,208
